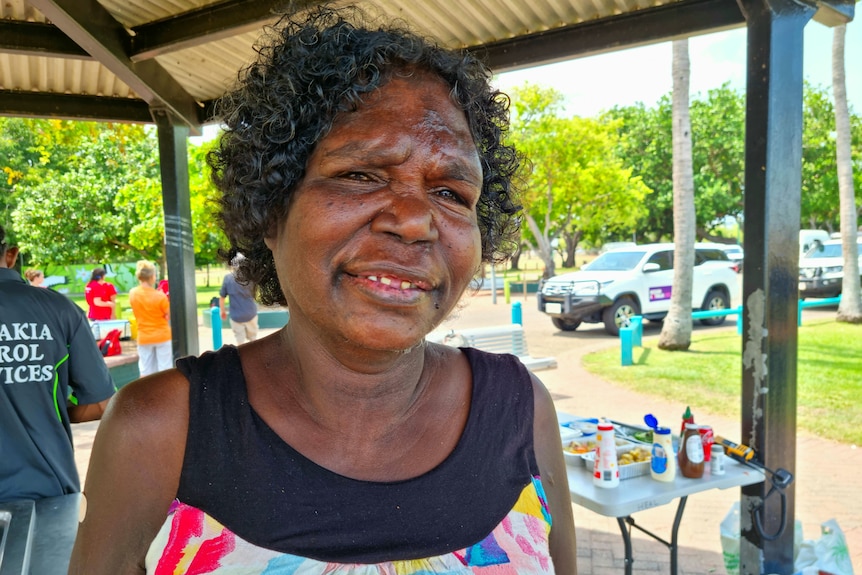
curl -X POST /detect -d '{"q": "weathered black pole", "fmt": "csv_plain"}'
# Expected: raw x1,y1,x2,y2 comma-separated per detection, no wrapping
152,107,199,361
738,0,813,572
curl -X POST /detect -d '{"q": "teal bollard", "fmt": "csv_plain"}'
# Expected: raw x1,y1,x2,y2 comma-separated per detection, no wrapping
210,306,223,350
511,301,523,325
620,327,633,366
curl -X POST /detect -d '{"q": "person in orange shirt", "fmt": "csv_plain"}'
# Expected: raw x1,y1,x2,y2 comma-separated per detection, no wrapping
128,261,172,376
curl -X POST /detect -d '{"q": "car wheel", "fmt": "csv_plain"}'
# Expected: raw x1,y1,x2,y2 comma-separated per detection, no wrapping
602,297,640,336
700,290,729,326
552,317,581,331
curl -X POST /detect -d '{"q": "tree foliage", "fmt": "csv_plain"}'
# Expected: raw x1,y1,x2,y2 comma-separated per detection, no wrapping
605,83,746,243
508,83,650,277
802,82,862,232
1,119,226,268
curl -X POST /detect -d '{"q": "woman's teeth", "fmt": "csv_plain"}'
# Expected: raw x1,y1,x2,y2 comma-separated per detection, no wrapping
367,275,416,290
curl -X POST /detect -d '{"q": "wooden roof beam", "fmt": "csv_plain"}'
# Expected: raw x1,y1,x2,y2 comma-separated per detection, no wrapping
27,0,203,133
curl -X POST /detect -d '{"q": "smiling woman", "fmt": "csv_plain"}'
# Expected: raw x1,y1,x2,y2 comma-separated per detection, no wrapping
68,6,576,575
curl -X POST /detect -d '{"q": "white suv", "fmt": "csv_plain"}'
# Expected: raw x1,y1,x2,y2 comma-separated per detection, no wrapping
798,237,862,298
538,243,740,335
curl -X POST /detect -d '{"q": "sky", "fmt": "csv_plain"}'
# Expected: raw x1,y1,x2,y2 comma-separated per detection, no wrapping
492,21,861,117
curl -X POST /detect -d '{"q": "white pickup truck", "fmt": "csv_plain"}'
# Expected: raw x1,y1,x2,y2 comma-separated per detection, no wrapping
537,243,740,335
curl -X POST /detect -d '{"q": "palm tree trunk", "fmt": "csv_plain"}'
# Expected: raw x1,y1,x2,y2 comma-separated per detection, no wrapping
659,39,696,350
832,24,862,322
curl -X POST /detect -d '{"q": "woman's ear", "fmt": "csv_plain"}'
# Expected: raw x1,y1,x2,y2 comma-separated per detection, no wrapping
4,246,19,269
263,221,279,251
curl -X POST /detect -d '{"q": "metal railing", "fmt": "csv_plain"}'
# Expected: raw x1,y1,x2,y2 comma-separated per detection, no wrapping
619,296,843,366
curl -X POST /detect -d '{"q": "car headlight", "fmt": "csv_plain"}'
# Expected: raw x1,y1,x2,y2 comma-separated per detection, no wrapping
799,267,818,279
572,283,600,296
821,266,844,277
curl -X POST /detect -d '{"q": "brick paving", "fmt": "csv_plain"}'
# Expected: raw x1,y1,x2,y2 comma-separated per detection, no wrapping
72,291,860,574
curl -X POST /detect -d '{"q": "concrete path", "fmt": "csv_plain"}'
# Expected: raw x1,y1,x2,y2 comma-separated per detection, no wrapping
72,292,860,574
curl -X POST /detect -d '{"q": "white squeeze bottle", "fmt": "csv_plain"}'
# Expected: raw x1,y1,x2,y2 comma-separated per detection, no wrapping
593,422,620,488
650,426,676,482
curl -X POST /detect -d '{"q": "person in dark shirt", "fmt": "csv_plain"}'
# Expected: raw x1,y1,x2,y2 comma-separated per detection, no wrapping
0,224,115,502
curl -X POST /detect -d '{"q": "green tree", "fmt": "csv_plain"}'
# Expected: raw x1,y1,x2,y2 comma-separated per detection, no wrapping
606,83,746,243
187,139,226,266
509,83,650,277
689,85,746,239
802,84,842,231
5,119,228,269
603,102,673,242
12,122,160,264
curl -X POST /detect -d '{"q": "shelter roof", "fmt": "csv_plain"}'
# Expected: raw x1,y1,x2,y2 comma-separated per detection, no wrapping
0,0,770,134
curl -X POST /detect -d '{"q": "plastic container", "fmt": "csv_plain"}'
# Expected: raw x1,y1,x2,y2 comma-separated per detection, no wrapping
710,443,725,475
593,422,620,488
650,426,676,482
678,423,705,478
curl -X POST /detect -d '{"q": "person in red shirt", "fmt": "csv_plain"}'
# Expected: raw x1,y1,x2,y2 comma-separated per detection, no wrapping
84,268,117,320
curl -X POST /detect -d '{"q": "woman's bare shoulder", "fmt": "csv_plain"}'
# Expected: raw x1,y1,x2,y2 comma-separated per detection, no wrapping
103,368,190,439
69,369,190,574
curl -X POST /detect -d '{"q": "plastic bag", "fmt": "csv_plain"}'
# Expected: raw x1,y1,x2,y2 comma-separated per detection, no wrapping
720,501,805,575
721,501,742,575
794,519,854,575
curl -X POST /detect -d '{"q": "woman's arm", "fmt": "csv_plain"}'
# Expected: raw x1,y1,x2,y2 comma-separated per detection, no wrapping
68,398,110,423
68,370,189,574
532,373,578,575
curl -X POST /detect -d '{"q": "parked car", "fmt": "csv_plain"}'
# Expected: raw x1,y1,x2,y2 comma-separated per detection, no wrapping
698,242,744,273
720,245,744,272
799,229,830,259
600,241,638,253
798,237,862,298
537,243,740,335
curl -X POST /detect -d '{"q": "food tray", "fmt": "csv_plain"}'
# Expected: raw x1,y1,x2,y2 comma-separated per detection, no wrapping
562,436,598,466
580,443,652,479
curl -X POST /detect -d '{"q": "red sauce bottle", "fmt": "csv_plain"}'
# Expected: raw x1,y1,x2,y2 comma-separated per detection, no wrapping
678,423,705,478
680,405,694,436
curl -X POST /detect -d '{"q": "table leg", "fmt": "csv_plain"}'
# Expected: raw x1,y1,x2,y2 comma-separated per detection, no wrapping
670,496,688,575
616,517,634,575
619,495,689,575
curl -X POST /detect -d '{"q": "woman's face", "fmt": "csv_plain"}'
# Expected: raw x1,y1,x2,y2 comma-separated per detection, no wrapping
266,73,483,352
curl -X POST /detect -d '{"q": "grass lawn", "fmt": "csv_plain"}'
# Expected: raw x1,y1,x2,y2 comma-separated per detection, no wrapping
581,319,862,445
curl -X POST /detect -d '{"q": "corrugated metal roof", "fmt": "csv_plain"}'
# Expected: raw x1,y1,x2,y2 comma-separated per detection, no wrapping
0,0,753,128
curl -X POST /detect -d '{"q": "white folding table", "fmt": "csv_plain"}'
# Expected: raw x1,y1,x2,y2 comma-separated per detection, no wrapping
568,412,765,575
566,438,764,575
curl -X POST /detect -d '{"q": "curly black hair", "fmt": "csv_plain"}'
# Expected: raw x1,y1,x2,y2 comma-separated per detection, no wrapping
208,5,521,306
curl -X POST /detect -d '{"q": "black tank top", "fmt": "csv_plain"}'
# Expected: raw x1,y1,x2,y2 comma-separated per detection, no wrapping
175,346,539,563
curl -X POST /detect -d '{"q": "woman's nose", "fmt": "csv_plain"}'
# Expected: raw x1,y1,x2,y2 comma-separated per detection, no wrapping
370,188,439,244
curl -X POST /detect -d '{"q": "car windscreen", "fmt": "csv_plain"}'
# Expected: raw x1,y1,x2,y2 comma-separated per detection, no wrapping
804,243,843,258
584,251,646,271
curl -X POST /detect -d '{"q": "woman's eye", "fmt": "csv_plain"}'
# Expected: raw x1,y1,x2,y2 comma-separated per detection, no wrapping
343,171,372,181
436,188,470,206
